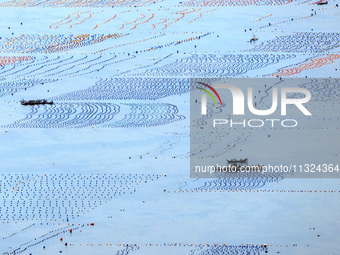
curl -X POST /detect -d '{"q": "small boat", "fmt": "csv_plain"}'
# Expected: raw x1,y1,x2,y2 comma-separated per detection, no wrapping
317,0,327,5
20,99,53,105
227,158,248,164
250,34,259,42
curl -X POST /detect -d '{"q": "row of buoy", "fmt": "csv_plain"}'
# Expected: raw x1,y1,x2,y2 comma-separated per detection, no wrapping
169,190,340,192
0,56,33,66
64,243,284,247
181,0,292,7
0,0,161,7
272,54,340,76
0,33,122,54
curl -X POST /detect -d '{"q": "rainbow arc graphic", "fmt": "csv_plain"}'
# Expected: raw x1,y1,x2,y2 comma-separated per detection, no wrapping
197,82,222,115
